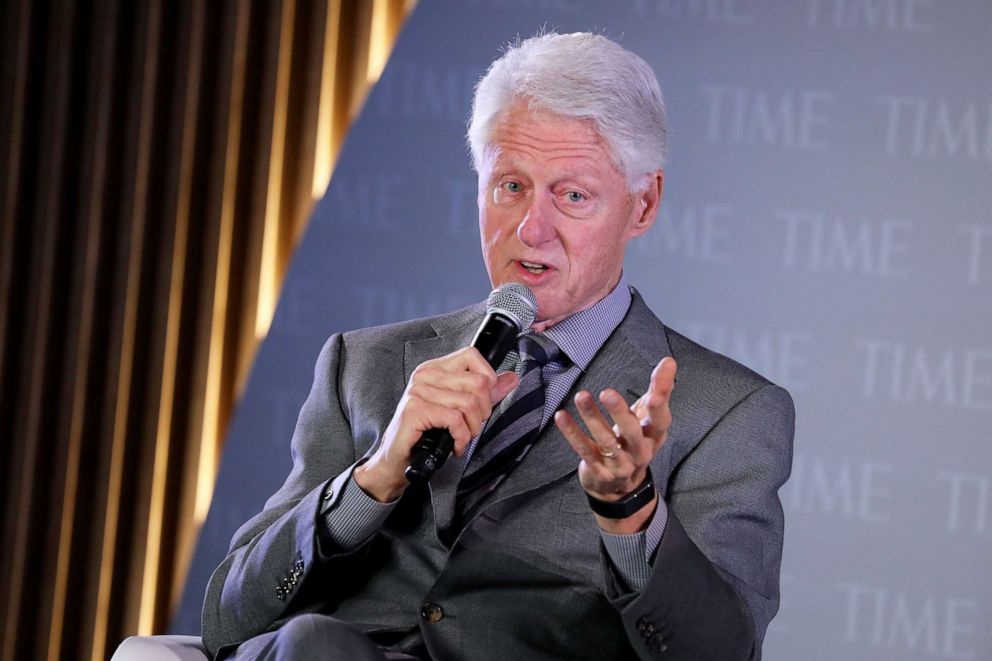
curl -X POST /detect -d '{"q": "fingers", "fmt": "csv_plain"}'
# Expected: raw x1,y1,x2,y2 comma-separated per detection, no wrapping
554,409,601,465
407,350,499,427
641,357,676,447
396,347,518,458
445,345,501,379
492,371,520,402
412,346,523,406
412,355,495,397
599,389,654,466
560,392,638,480
648,357,677,405
558,365,679,497
574,391,625,458
405,382,487,439
554,408,631,484
367,347,511,491
555,358,679,505
555,404,637,498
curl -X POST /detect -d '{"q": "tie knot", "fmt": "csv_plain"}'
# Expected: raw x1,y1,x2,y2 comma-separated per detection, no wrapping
517,333,560,369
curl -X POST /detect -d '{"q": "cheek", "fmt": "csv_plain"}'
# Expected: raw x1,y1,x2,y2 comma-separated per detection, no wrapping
480,216,511,264
561,239,625,298
481,208,516,243
566,228,624,270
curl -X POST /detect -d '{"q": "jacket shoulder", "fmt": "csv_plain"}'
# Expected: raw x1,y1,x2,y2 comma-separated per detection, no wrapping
344,303,483,343
329,303,485,392
625,290,778,397
663,324,794,440
665,325,774,392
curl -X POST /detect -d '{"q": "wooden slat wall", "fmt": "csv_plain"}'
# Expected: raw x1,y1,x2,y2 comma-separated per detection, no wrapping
0,1,416,659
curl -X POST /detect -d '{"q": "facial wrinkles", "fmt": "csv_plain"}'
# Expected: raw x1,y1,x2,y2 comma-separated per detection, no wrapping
487,136,612,244
495,128,605,176
564,185,635,304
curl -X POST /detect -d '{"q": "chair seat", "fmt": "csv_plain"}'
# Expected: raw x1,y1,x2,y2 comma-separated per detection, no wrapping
111,634,209,661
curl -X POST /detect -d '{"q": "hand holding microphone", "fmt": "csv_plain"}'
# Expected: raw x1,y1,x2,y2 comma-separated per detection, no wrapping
353,284,536,500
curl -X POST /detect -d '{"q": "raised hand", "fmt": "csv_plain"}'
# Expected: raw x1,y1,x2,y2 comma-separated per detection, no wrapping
555,357,677,532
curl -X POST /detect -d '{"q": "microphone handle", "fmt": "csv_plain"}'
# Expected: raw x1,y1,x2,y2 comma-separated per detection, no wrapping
404,313,519,484
404,428,456,484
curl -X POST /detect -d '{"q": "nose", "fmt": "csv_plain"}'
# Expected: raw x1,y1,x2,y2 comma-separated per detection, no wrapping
515,192,557,247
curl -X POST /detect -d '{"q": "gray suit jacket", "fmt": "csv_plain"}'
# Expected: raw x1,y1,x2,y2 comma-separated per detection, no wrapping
201,290,794,660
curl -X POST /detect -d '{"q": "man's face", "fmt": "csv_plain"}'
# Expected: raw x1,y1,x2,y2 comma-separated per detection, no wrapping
478,103,662,330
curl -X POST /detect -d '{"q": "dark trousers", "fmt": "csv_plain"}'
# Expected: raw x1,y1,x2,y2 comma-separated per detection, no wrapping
227,614,424,661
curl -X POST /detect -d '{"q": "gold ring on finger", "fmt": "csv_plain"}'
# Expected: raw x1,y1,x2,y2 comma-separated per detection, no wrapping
599,443,623,459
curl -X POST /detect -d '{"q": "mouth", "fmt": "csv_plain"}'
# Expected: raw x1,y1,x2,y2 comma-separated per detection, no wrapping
518,260,550,275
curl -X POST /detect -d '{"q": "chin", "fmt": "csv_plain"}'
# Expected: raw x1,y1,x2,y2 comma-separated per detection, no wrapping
533,301,564,325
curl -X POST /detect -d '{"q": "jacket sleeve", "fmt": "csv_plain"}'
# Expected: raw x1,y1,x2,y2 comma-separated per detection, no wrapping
200,333,365,657
610,383,795,660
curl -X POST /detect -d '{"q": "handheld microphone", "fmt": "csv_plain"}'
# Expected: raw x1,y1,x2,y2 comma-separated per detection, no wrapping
404,283,537,484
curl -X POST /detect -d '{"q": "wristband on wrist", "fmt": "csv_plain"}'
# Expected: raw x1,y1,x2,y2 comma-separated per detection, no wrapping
585,468,655,519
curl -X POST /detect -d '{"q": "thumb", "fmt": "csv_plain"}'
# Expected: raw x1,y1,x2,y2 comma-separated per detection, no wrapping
491,371,519,403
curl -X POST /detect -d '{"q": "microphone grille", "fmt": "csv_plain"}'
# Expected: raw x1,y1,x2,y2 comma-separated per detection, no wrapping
487,283,537,330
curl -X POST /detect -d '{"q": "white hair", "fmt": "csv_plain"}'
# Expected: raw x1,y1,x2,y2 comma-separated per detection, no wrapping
467,31,668,190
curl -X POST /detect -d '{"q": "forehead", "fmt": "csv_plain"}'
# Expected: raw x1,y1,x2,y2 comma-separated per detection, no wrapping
485,104,617,174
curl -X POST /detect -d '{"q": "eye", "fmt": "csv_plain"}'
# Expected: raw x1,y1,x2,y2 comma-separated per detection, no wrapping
502,181,522,193
565,191,586,203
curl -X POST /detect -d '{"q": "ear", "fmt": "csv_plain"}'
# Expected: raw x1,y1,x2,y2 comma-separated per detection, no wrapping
626,171,664,239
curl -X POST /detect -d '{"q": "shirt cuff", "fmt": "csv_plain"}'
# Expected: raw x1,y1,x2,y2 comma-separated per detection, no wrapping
316,463,398,551
599,495,669,592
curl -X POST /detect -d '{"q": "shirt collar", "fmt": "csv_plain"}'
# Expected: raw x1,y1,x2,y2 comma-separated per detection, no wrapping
537,272,632,371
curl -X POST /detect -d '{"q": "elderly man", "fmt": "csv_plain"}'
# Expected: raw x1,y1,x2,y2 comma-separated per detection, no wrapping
202,32,794,660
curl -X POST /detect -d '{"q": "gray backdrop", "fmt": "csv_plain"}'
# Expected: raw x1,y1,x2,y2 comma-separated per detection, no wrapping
175,2,992,659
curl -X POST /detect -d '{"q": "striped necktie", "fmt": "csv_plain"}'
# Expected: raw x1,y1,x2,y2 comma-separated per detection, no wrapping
454,333,562,526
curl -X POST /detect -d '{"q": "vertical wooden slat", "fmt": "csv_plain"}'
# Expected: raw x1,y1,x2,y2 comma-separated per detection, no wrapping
46,0,120,657
137,0,206,633
368,0,404,82
74,3,140,650
160,0,208,620
123,0,192,632
311,0,343,203
67,1,131,653
255,0,297,346
0,0,34,644
0,0,31,378
279,0,325,310
345,1,373,121
3,0,76,657
91,0,161,655
194,0,251,528
176,1,235,575
227,0,281,405
236,0,331,400
169,0,230,631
